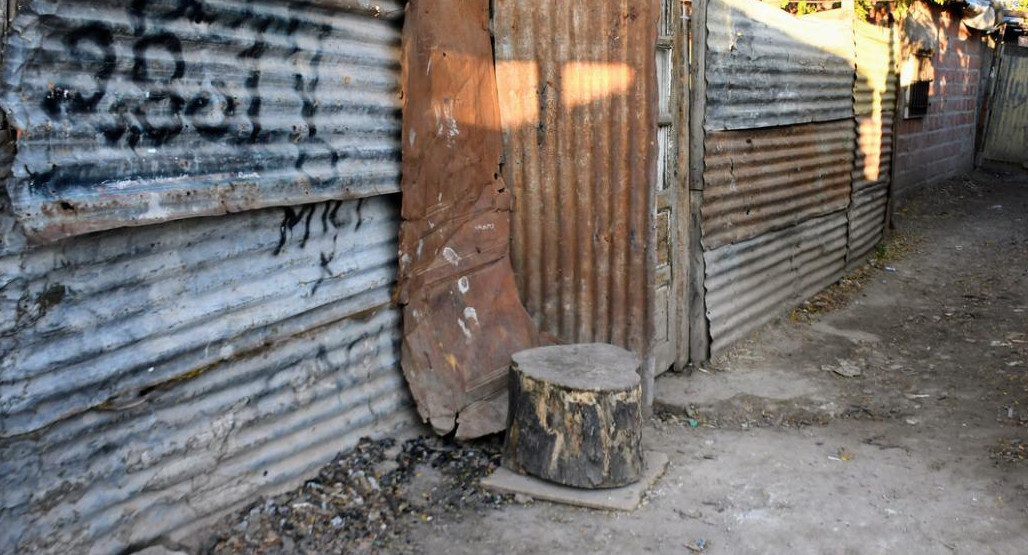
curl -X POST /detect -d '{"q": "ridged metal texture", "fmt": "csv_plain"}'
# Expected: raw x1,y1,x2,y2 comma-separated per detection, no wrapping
0,1,415,550
494,0,656,357
981,45,1028,166
704,212,848,353
0,195,415,553
1,0,403,242
701,119,855,250
705,0,855,131
700,2,859,354
850,21,898,264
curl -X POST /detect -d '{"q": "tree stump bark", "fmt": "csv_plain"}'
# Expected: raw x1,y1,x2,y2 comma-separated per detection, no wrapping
502,343,644,489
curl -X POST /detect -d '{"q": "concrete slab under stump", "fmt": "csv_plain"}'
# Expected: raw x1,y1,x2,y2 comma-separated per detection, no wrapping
481,451,669,512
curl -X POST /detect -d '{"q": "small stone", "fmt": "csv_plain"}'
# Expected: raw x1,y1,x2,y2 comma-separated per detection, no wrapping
676,508,703,519
513,494,534,504
826,359,862,378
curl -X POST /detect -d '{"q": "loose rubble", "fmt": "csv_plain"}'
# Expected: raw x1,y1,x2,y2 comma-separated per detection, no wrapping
205,435,511,554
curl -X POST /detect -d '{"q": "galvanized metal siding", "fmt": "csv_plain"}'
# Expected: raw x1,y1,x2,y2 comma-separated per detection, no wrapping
0,195,415,553
850,21,897,264
981,46,1028,166
701,120,855,250
494,0,656,358
0,1,414,551
704,211,848,353
705,0,855,131
2,0,403,242
699,2,859,354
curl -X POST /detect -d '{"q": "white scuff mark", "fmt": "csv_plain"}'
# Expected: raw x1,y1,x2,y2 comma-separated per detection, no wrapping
463,306,479,325
458,276,470,294
426,57,432,75
457,317,472,339
235,171,260,179
442,247,461,267
434,98,460,146
139,194,171,221
409,130,416,146
474,223,496,231
416,239,424,258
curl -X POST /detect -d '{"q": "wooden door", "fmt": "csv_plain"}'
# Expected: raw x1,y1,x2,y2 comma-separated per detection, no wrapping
654,0,688,373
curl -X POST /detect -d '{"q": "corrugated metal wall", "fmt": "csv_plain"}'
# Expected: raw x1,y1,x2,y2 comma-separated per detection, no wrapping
705,212,848,352
699,0,859,354
0,1,416,553
0,197,416,554
980,45,1028,167
704,0,855,131
702,120,855,250
850,20,898,266
3,0,404,242
494,0,656,361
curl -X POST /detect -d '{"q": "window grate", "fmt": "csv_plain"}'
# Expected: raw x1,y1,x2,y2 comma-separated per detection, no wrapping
906,80,930,118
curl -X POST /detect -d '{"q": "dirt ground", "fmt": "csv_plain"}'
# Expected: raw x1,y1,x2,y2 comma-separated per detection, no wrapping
207,170,1027,554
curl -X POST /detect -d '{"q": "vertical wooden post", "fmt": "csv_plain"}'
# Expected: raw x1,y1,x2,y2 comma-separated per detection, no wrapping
687,0,710,363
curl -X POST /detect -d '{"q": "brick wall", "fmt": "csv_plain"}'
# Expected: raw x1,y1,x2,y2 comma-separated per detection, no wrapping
893,3,988,198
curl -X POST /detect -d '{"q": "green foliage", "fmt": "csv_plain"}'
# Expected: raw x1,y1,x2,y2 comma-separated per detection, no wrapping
854,0,951,23
779,0,840,15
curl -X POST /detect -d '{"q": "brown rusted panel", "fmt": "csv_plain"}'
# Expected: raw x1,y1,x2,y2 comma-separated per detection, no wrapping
701,119,855,250
397,0,539,439
494,0,657,364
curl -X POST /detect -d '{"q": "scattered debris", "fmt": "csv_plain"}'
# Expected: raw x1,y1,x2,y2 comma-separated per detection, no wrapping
991,439,1028,464
205,436,511,554
789,233,916,322
675,508,704,520
824,359,863,378
686,539,709,552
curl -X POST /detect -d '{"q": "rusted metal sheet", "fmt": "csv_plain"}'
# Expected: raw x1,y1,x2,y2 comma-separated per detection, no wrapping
397,0,539,439
0,195,416,553
705,0,855,131
981,45,1028,166
494,0,657,371
701,119,855,249
705,211,848,353
1,0,403,243
850,21,899,264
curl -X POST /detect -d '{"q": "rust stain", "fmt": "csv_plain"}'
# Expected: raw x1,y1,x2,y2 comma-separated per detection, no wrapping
494,0,656,361
702,120,855,250
397,0,539,439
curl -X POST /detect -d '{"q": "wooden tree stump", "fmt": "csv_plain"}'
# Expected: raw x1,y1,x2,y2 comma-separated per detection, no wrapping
502,343,644,489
